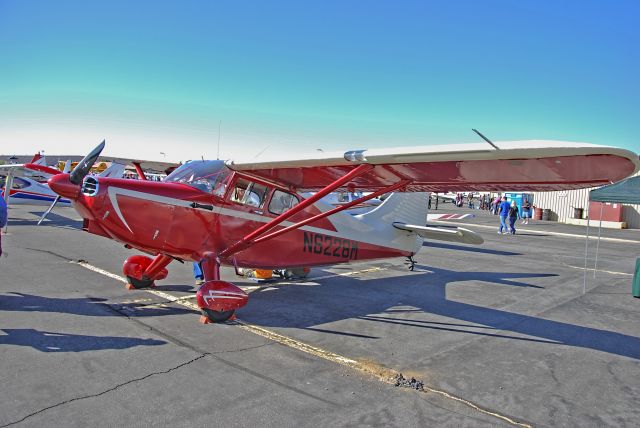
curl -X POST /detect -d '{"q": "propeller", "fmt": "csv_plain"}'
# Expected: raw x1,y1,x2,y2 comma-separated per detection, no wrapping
69,140,105,185
38,139,105,225
37,159,73,225
37,195,62,225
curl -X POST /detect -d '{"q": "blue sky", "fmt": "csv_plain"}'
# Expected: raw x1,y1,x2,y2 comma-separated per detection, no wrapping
0,0,638,162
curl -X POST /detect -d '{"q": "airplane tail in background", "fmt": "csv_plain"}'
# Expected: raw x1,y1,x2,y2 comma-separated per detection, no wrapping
30,153,46,165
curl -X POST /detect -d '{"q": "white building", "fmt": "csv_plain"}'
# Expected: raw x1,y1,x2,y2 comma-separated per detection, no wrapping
530,172,640,229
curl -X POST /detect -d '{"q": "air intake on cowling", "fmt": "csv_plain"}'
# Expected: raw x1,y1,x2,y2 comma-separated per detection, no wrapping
82,176,99,196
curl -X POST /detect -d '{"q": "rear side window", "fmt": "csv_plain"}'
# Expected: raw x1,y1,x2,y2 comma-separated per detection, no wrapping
269,190,299,215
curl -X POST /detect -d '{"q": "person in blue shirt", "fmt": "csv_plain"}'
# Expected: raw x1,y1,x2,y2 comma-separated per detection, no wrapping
0,196,7,256
498,196,511,234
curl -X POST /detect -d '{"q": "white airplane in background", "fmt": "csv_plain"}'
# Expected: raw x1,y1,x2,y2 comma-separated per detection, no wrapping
0,153,67,205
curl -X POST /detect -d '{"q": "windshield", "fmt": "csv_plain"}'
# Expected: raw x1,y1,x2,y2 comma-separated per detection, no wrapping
164,160,231,195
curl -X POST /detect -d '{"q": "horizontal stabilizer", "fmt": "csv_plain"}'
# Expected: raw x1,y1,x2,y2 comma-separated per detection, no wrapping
393,222,484,245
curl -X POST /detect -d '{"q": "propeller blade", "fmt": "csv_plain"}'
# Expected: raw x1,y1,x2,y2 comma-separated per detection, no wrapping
69,140,105,185
63,159,72,173
37,195,62,225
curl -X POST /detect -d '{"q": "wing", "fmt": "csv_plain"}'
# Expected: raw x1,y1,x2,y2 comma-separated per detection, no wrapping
99,156,180,175
226,140,639,192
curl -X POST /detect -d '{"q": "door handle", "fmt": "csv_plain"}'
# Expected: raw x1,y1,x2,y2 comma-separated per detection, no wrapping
190,202,214,211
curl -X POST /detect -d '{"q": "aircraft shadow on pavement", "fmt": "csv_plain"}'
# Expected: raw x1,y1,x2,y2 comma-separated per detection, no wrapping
160,284,196,293
0,292,193,318
4,211,82,229
240,265,640,360
423,241,522,256
0,328,165,352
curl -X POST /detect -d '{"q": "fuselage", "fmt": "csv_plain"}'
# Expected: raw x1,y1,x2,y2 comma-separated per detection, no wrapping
54,160,417,268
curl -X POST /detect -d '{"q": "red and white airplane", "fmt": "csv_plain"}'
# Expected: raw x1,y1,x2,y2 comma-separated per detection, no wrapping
35,137,639,323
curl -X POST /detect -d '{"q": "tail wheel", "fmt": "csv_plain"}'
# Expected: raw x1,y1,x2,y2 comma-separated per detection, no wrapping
126,276,155,289
202,308,235,323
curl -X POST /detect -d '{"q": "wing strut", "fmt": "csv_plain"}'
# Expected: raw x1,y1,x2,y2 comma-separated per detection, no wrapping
133,162,148,180
219,163,375,258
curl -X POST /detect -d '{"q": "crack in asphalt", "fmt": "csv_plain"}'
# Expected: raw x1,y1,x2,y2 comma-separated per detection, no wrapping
101,297,276,357
111,310,339,406
24,247,74,261
0,354,208,428
1,310,327,427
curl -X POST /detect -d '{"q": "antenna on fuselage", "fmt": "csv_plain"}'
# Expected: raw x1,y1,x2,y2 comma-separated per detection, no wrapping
254,146,270,158
472,129,500,150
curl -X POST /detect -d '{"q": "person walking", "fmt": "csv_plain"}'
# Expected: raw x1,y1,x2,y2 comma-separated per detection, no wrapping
493,195,501,215
508,200,520,234
497,196,510,234
0,196,7,257
521,198,532,224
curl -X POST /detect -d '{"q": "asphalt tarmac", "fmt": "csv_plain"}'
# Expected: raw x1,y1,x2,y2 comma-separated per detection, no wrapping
1,204,640,427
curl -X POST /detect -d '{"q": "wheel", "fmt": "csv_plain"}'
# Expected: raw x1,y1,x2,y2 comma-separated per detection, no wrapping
284,268,310,279
202,308,235,323
126,276,154,289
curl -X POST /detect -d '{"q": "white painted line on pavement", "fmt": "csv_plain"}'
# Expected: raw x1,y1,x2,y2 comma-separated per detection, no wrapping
561,262,633,276
433,220,640,244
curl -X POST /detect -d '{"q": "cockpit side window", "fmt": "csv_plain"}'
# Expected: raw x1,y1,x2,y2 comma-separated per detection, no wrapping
12,178,31,189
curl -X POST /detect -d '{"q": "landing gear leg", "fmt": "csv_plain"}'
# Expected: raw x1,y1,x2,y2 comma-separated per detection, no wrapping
123,254,171,289
197,253,240,323
405,255,416,271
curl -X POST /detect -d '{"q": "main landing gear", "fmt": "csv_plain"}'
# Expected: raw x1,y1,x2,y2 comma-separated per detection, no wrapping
195,255,249,323
122,253,249,323
123,254,170,289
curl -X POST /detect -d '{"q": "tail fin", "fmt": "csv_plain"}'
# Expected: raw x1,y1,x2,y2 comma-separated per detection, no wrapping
30,153,45,165
357,192,429,226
